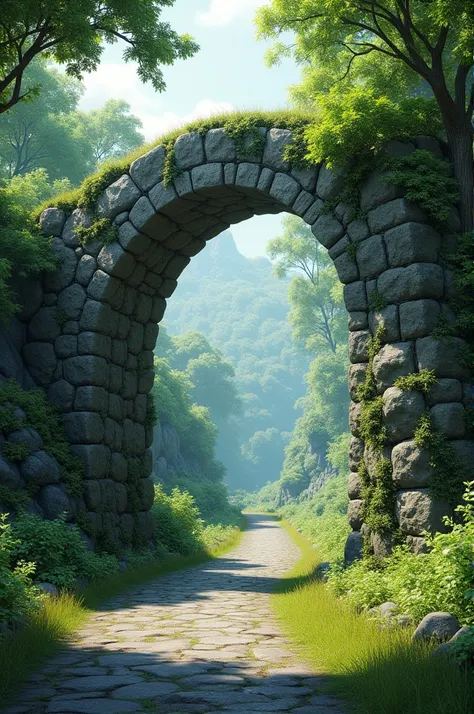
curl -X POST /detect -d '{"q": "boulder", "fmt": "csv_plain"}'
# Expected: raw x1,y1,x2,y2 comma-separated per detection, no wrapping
413,612,461,642
391,440,434,489
20,450,61,486
8,427,42,452
0,456,21,489
344,531,364,566
383,387,425,442
395,489,451,536
313,562,331,581
37,582,59,597
379,601,399,618
37,484,71,520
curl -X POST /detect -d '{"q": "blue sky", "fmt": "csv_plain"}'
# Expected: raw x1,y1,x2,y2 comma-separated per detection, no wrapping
79,0,300,258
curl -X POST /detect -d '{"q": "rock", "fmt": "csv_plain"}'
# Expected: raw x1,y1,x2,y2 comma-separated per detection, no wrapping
379,602,399,618
57,284,86,320
377,263,444,303
263,128,292,170
174,132,205,169
430,402,466,439
367,198,426,234
43,239,77,293
349,438,364,472
349,331,370,364
348,471,362,499
357,235,387,278
0,456,21,489
344,531,364,565
37,485,71,520
27,307,61,342
406,535,429,554
20,450,61,486
416,336,470,380
0,325,35,388
316,163,345,201
426,378,462,405
348,311,368,331
369,305,400,343
371,531,393,557
382,387,425,442
384,222,440,267
395,489,451,536
97,243,136,280
269,173,300,206
373,342,415,392
130,145,165,191
391,440,434,488
75,254,96,286
39,208,67,236
413,612,461,642
205,128,236,163
348,499,363,529
8,427,42,452
96,175,141,219
399,299,440,340
37,582,59,597
349,401,362,437
313,562,331,581
312,213,345,249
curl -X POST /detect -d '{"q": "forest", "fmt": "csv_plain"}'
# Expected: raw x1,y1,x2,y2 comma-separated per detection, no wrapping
0,1,474,713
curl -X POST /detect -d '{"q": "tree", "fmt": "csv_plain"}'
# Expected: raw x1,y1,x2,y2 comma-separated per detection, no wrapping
1,169,72,211
0,0,199,113
71,99,144,165
256,0,474,231
267,215,346,353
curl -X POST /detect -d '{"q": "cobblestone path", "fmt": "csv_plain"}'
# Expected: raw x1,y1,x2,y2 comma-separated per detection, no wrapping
7,515,345,714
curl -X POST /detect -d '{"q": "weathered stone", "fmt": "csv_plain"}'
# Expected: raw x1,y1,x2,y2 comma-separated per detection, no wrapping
430,402,466,439
368,198,426,234
175,132,205,169
191,163,223,191
62,209,94,248
303,199,324,225
347,471,362,499
96,175,141,219
74,386,108,413
0,456,21,489
406,535,429,554
40,208,67,237
356,235,387,278
28,307,61,342
44,240,78,293
416,336,470,380
451,440,474,480
262,128,292,171
344,531,363,565
63,355,108,387
391,440,434,488
110,452,128,483
312,214,344,249
395,489,451,535
371,532,393,558
269,173,299,205
334,251,359,284
130,145,165,191
292,191,314,217
63,412,104,445
347,218,369,243
373,342,415,392
70,444,110,479
349,401,362,437
348,363,367,401
23,343,57,386
97,243,135,280
316,164,345,201
8,427,42,453
377,263,444,303
204,129,236,162
383,387,425,442
344,281,368,312
76,255,96,286
368,305,400,343
235,162,261,189
426,378,462,405
78,331,111,359
384,222,440,267
349,437,364,472
37,484,71,520
57,284,86,320
399,299,440,340
80,300,118,337
83,480,101,510
348,311,368,332
349,331,370,364
360,170,402,212
348,499,363,530
20,451,60,486
413,612,460,642
47,380,75,412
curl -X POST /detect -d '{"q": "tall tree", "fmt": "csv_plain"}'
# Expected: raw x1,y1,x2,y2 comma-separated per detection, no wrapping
0,0,198,113
256,0,474,231
267,215,346,354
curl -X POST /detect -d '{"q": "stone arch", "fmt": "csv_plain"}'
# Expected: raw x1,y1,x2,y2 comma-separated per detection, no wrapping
27,124,472,554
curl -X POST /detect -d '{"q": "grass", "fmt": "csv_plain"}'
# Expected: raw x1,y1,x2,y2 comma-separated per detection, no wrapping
0,517,246,705
272,518,474,714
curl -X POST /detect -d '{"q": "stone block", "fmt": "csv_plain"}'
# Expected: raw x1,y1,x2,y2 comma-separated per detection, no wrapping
204,128,236,162
356,235,387,278
122,370,138,400
348,499,364,530
348,471,362,499
406,535,429,554
344,281,368,312
115,482,128,513
367,198,426,234
97,243,136,280
348,363,368,401
256,167,274,192
383,387,425,442
371,532,393,558
40,208,67,236
53,335,76,359
373,342,415,392
316,163,345,201
129,145,165,192
399,299,440,340
349,330,370,364
74,385,108,413
303,199,324,225
347,218,369,243
174,132,205,169
23,342,57,387
368,305,400,343
344,531,363,565
292,190,314,217
395,489,451,535
269,173,300,205
136,510,154,541
163,254,190,281
349,401,362,437
44,240,77,293
84,480,101,510
63,412,104,445
76,255,96,286
28,307,61,342
110,452,128,482
452,440,474,479
292,166,318,192
416,336,470,380
430,402,466,438
62,209,94,248
427,378,462,405
349,437,364,472
192,163,223,191
63,355,108,386
70,444,110,481
96,175,141,220
143,322,159,351
133,293,153,324
334,251,359,284
348,311,368,331
57,284,87,321
360,170,402,212
384,222,440,267
415,135,445,158
329,235,350,260
139,477,155,510
377,263,444,303
312,214,344,249
47,380,75,412
391,440,434,488
37,485,71,520
262,128,292,171
127,322,144,355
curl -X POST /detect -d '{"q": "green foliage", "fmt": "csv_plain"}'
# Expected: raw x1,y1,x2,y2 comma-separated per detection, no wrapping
328,481,474,625
449,627,474,666
327,433,351,474
2,441,30,462
145,393,158,429
0,515,39,625
1,170,72,212
368,291,387,312
11,513,119,590
151,485,204,555
359,457,396,534
0,380,83,497
394,370,438,394
0,486,28,509
75,218,117,246
383,151,459,227
414,413,466,504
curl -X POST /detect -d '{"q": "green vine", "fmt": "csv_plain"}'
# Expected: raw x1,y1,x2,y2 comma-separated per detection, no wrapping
393,369,438,393
75,218,117,246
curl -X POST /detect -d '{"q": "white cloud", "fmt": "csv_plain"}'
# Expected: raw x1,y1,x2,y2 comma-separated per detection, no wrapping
78,63,234,141
196,0,264,27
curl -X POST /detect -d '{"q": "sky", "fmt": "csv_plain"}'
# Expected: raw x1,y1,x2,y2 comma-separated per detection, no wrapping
78,0,301,258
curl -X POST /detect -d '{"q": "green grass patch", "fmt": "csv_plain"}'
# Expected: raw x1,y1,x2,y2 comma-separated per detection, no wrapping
0,517,246,705
272,519,473,714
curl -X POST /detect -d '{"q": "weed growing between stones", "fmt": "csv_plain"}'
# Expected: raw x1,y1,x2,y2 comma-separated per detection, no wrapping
75,217,117,246
393,369,438,394
367,290,387,312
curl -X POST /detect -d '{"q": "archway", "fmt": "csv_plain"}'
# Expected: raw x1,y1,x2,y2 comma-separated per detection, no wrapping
28,123,472,557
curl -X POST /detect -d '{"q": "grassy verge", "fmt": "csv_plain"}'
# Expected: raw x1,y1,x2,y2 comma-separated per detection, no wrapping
0,517,246,704
273,518,473,714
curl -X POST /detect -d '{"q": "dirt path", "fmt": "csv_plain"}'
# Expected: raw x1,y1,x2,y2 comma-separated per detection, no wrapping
6,515,345,714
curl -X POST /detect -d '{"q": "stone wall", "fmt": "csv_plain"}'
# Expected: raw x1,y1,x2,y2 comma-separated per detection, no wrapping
9,124,472,554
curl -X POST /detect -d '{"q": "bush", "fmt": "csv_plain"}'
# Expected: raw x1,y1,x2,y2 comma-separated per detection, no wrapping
327,481,474,624
151,485,204,555
10,514,119,590
170,475,240,526
0,515,39,625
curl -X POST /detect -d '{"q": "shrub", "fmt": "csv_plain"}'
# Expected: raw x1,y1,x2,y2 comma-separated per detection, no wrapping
0,515,39,625
151,485,204,555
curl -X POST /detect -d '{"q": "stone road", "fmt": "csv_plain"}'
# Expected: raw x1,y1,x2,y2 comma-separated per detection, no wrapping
5,515,344,714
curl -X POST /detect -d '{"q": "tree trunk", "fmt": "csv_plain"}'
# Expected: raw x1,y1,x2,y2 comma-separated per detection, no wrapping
443,118,474,233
